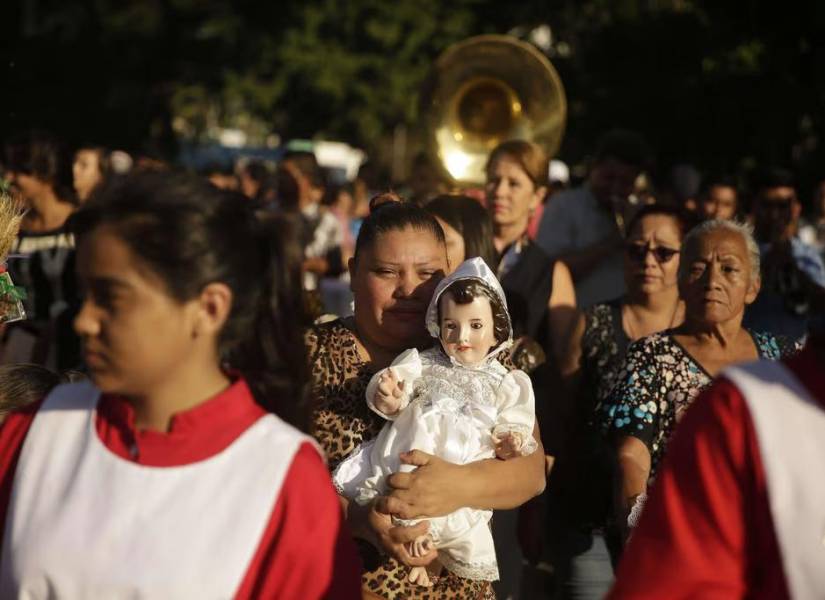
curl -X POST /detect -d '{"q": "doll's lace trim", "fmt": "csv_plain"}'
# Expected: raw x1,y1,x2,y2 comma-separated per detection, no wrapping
438,552,500,581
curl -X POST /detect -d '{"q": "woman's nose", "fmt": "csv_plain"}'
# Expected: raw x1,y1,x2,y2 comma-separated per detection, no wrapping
393,272,418,298
643,247,658,268
705,263,723,288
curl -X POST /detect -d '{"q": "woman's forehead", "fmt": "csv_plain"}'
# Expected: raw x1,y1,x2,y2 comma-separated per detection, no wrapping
687,229,748,259
630,214,681,241
369,227,445,260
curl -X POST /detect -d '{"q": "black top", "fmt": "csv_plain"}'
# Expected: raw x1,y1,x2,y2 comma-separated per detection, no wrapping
499,240,555,352
6,226,80,369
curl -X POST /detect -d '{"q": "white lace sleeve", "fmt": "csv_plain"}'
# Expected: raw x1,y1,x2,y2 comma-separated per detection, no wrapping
492,369,537,455
365,347,423,420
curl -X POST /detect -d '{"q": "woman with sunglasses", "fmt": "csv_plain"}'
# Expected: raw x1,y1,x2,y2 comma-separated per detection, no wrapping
601,218,799,540
552,205,685,598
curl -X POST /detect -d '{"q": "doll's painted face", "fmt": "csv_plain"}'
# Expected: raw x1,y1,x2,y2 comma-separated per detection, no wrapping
439,291,497,366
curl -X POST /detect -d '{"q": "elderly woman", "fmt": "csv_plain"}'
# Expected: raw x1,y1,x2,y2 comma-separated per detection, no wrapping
601,219,799,530
550,205,686,598
306,200,546,599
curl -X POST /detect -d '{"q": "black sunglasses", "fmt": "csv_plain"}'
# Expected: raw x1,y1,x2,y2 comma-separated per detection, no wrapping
625,243,680,264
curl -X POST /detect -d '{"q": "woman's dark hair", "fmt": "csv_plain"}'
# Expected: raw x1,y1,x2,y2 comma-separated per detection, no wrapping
625,204,688,240
69,171,310,428
0,363,63,421
353,198,446,263
426,194,498,270
438,279,510,346
4,131,77,204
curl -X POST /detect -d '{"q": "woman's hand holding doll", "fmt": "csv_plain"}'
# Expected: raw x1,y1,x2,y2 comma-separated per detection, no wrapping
344,494,438,566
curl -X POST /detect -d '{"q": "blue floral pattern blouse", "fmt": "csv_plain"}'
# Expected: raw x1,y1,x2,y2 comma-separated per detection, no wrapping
601,329,798,479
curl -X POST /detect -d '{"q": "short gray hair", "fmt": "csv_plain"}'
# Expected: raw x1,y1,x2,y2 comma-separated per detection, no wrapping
679,219,761,282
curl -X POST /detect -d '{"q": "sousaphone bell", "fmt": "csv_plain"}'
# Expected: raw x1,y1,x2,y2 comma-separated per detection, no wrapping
420,35,567,186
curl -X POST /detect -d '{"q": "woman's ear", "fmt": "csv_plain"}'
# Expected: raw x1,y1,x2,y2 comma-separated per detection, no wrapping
193,282,233,338
531,185,548,212
745,275,761,305
347,257,356,291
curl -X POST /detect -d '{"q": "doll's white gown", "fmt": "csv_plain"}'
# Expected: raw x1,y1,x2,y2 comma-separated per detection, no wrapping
333,345,536,581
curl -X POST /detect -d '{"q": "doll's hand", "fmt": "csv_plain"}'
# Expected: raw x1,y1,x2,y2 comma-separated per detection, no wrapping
374,369,406,416
494,431,525,459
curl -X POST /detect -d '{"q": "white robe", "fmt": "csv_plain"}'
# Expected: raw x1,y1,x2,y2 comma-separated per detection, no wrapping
333,347,536,581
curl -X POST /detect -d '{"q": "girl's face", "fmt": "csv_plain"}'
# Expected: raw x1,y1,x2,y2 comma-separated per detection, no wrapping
350,226,447,352
439,292,497,366
623,214,682,296
74,226,206,397
73,150,102,201
434,217,465,273
485,156,545,233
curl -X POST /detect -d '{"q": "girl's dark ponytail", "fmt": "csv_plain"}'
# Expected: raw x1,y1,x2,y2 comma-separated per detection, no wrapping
229,212,311,430
71,171,313,429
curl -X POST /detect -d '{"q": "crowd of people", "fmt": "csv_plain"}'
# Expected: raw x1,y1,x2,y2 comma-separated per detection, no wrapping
0,126,822,599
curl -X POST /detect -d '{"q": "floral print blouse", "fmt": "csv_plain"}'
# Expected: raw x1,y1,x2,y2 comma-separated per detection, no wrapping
601,329,798,480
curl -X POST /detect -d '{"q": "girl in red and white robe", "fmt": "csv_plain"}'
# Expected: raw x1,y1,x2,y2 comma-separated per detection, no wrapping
0,172,362,599
609,333,825,599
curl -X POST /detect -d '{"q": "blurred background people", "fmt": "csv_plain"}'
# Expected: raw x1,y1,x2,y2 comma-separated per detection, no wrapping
406,151,447,206
72,145,110,203
799,177,825,262
536,129,650,309
202,163,240,191
527,159,570,240
238,159,276,206
699,174,739,222
743,167,825,342
2,131,80,369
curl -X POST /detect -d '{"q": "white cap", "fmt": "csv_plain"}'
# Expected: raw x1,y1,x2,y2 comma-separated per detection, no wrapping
548,159,569,185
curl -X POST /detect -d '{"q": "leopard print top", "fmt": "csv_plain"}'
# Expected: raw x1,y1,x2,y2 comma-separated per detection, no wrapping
306,318,494,599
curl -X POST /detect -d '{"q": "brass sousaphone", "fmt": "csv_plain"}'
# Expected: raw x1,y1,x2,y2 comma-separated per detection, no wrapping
420,35,567,186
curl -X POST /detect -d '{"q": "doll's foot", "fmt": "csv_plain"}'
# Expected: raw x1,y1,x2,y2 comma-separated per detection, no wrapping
408,566,433,587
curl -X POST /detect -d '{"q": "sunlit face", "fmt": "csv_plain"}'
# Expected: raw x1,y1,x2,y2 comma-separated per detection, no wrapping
702,185,738,221
350,226,447,352
485,157,544,232
589,158,639,207
680,229,759,326
74,226,204,396
73,149,103,201
434,217,465,273
439,292,497,366
624,214,682,295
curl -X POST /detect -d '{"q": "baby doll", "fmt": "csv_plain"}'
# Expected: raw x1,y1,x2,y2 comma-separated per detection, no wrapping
334,257,537,586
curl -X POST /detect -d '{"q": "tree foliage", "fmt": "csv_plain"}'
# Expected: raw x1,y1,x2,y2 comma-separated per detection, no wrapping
4,0,825,196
